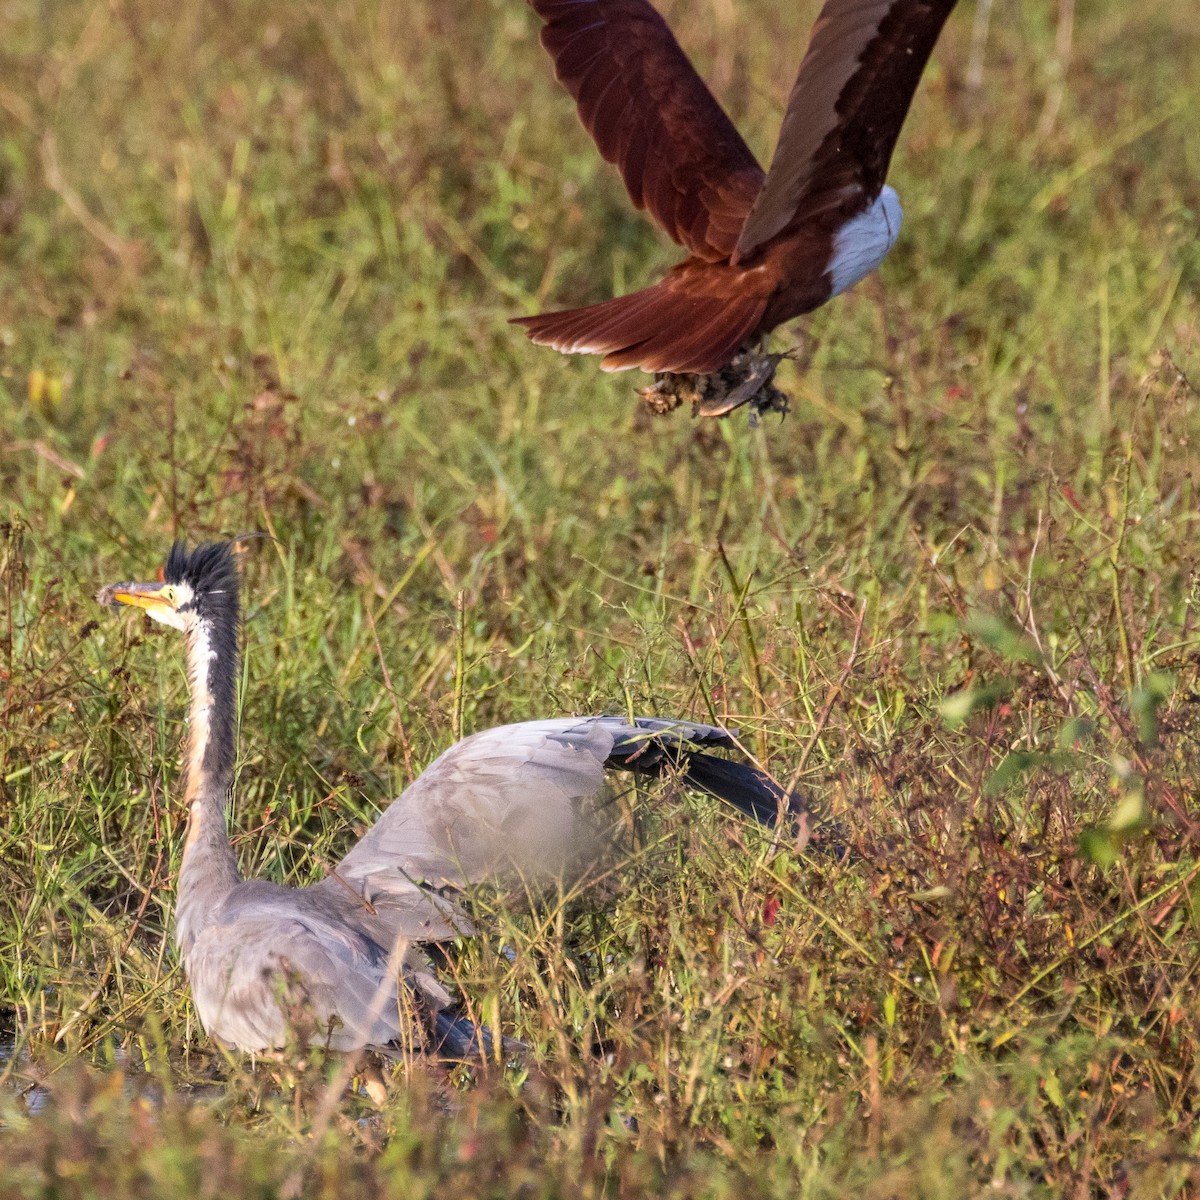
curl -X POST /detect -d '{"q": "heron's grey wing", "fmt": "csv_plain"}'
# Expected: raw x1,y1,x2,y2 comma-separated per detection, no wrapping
529,0,765,261
734,0,957,261
330,716,776,944
186,898,450,1054
334,719,625,908
313,871,474,944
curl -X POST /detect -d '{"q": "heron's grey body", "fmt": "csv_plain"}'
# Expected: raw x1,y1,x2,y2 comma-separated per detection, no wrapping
100,541,788,1058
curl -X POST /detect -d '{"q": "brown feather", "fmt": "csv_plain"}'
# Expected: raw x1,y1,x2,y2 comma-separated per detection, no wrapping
517,0,958,383
529,0,764,261
513,276,768,375
736,0,957,259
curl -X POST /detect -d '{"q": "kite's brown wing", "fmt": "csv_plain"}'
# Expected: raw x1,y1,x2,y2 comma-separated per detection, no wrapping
529,0,765,262
735,0,957,261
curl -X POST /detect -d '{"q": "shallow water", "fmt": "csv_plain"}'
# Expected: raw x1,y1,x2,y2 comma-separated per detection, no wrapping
0,1037,50,1116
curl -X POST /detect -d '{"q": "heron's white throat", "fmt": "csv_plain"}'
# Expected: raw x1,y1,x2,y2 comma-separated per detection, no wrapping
185,617,219,784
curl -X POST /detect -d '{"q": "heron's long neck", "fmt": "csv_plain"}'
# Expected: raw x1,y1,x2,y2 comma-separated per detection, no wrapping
175,611,242,956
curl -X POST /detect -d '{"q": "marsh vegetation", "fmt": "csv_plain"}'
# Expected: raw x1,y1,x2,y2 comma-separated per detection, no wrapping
1,0,1199,1194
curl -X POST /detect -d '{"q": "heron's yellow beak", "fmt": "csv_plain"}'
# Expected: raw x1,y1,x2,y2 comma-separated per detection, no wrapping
96,580,187,630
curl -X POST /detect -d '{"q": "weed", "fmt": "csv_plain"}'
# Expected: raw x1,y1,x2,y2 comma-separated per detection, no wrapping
1,0,1199,1194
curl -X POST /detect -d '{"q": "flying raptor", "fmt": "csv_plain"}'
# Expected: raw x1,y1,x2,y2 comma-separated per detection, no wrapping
512,0,958,416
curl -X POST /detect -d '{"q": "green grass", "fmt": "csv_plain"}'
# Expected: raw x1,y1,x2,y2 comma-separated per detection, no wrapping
2,0,1200,1193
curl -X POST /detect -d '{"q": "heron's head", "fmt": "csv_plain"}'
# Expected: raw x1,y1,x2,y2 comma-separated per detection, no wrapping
97,540,241,634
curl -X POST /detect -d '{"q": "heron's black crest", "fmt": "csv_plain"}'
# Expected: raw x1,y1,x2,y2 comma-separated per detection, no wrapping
165,539,243,644
164,539,240,601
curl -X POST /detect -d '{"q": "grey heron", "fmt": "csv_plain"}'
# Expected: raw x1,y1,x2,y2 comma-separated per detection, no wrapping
98,540,791,1060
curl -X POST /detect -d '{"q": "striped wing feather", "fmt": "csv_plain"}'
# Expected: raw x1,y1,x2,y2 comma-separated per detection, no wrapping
736,0,958,260
530,0,765,261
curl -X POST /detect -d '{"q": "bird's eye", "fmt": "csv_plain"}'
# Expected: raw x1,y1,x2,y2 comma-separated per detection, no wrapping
163,586,177,604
